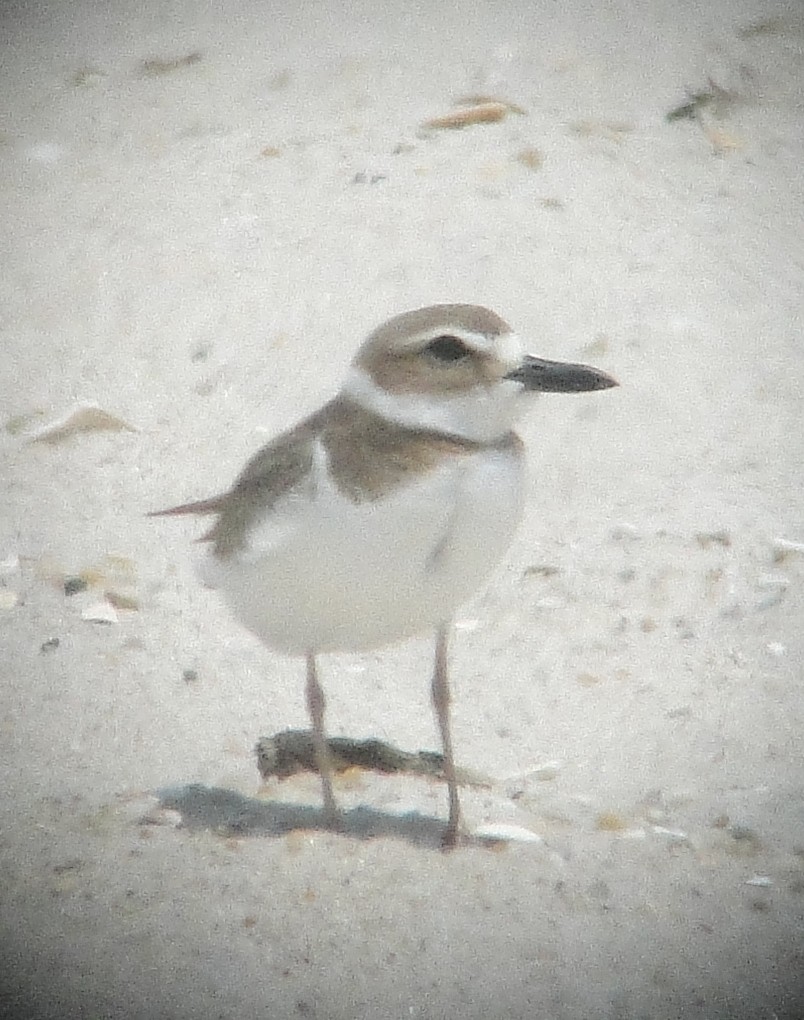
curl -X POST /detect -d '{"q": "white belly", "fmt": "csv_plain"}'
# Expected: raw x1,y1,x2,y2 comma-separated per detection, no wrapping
205,445,523,655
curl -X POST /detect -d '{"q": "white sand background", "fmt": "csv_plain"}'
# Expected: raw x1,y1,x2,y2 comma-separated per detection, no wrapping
2,0,803,1016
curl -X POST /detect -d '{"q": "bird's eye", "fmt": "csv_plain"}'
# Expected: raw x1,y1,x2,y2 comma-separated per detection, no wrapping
424,335,470,363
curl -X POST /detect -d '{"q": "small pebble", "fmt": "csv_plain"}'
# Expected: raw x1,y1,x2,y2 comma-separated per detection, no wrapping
81,600,119,624
140,807,184,828
0,553,19,576
474,823,542,844
651,825,690,844
64,576,88,596
528,761,563,782
771,537,804,561
25,141,66,164
695,530,731,549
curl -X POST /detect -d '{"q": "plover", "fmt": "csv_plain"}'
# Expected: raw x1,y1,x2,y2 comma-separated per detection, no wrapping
151,304,617,846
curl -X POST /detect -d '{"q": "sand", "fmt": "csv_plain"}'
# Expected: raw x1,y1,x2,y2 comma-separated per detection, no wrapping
1,0,803,1016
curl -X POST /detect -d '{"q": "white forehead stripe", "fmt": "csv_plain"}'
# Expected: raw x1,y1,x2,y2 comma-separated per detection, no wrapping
405,326,521,359
492,331,523,372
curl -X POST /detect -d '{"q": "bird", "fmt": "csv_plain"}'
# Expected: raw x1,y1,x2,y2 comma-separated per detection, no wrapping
150,304,617,847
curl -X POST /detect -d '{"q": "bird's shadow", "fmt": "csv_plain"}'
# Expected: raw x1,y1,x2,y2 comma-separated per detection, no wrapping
155,783,491,851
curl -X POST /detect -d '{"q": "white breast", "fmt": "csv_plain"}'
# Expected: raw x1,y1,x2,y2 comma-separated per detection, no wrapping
206,442,524,655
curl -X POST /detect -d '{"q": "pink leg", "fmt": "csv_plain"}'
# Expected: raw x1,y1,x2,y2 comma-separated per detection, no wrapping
306,652,338,828
432,624,462,848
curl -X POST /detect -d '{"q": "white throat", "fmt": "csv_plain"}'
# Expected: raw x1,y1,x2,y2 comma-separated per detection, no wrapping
342,366,526,443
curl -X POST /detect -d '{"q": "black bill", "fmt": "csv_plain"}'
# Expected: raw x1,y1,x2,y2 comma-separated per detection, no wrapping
506,355,618,393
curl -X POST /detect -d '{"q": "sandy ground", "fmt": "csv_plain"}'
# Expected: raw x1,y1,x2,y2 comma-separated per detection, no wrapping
2,0,804,1017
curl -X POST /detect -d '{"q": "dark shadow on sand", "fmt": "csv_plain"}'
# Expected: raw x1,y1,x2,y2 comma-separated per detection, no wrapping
156,783,494,850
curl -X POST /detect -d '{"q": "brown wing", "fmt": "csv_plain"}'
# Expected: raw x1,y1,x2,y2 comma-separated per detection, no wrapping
148,408,323,557
148,495,228,518
147,494,232,545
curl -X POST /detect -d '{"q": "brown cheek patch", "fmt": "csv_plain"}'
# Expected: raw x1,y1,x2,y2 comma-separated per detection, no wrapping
360,347,501,395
